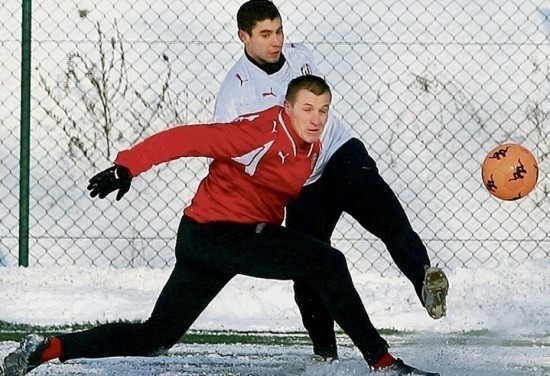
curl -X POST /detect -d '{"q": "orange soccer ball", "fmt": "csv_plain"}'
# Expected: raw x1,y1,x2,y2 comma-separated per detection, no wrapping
481,143,539,200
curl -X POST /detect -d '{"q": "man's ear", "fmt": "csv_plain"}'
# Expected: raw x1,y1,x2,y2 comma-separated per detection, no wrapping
283,100,291,114
238,30,248,43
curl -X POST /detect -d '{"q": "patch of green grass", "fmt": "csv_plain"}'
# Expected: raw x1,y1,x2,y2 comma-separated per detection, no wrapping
10,321,538,349
0,321,315,345
179,330,312,346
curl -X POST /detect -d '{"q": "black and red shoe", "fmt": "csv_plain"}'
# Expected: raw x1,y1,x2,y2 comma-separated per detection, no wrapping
374,353,440,375
2,334,48,376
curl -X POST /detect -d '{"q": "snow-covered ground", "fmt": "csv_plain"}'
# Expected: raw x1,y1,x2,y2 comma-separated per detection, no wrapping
0,337,546,375
0,259,548,375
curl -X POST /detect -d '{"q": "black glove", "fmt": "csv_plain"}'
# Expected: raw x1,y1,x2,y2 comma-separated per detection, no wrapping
87,165,132,201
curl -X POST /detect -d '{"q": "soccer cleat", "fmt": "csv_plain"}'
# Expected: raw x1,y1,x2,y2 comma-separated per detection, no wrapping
422,266,449,319
311,354,338,363
311,343,338,363
3,334,48,376
376,358,440,375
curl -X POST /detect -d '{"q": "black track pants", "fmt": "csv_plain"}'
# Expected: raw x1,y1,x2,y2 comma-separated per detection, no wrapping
286,138,431,356
59,216,389,365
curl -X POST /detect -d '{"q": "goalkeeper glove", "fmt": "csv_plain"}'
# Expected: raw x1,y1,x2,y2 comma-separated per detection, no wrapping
87,165,132,201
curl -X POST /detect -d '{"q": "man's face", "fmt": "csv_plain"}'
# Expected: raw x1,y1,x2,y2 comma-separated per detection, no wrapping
239,17,284,64
284,89,331,144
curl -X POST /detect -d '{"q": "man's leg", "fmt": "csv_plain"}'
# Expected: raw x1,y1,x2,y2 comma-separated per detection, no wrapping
287,180,342,359
325,138,446,312
4,217,234,375
285,137,447,359
293,281,338,359
59,218,234,360
181,220,390,366
59,261,233,360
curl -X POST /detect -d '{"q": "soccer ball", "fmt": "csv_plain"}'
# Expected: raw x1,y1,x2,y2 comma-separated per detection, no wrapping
481,143,539,200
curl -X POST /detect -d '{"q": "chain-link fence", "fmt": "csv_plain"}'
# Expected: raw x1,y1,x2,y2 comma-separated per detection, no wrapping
1,0,548,275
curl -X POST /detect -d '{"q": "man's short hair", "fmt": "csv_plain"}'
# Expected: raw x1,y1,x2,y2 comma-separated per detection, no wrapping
237,0,281,35
285,75,332,104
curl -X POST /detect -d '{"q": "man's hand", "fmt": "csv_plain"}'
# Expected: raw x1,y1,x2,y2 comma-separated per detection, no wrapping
87,165,132,201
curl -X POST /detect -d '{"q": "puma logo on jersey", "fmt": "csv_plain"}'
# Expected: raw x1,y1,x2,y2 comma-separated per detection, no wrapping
235,114,260,122
278,151,289,164
235,73,248,86
271,121,277,133
232,140,275,176
262,88,276,97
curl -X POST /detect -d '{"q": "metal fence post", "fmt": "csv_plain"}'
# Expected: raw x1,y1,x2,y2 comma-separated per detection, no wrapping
18,0,32,267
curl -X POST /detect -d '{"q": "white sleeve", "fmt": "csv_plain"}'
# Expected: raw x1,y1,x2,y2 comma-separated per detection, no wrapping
213,75,241,123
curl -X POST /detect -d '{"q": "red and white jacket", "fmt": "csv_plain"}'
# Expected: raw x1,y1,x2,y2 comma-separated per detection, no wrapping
214,43,351,185
115,106,320,225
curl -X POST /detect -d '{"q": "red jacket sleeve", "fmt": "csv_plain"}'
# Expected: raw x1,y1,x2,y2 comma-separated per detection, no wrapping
114,108,279,177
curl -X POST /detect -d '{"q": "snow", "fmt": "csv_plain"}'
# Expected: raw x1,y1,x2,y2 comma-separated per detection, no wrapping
0,259,548,375
0,260,548,335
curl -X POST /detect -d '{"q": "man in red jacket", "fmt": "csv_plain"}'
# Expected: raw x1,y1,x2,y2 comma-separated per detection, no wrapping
2,75,439,376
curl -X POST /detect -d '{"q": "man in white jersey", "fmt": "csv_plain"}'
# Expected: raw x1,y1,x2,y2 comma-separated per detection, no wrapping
214,0,449,367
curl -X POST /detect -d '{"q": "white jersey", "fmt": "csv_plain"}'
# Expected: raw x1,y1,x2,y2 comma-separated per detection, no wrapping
214,43,352,185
